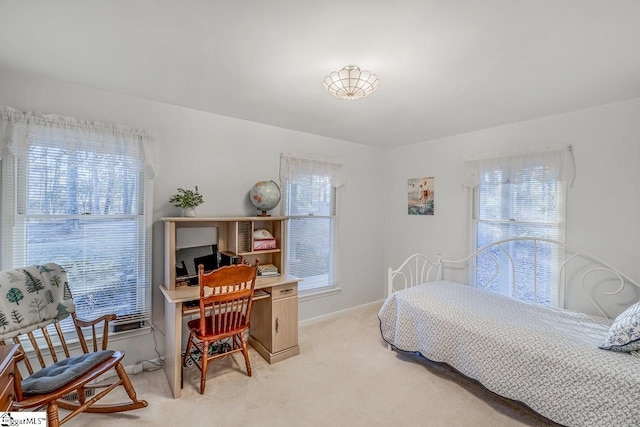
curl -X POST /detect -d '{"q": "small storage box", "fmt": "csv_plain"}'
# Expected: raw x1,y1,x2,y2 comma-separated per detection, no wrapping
253,238,277,251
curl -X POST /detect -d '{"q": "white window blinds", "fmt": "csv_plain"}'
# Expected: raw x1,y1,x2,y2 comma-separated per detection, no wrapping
0,106,156,327
465,146,573,306
280,153,343,292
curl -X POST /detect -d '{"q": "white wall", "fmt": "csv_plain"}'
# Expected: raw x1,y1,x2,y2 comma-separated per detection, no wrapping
0,67,386,366
3,64,639,364
385,98,640,317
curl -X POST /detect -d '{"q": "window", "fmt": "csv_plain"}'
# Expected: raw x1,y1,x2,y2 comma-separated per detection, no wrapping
0,106,156,329
465,147,574,306
280,154,343,293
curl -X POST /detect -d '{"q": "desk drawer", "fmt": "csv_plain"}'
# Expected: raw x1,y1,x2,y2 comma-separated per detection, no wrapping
271,284,297,300
0,364,14,412
0,377,14,411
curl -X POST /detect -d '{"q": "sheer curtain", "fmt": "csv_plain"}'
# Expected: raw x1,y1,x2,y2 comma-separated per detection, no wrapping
0,105,158,177
0,105,157,329
279,152,345,188
462,145,575,189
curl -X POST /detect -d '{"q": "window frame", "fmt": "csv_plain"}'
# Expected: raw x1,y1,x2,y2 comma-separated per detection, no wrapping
281,157,341,296
1,145,153,332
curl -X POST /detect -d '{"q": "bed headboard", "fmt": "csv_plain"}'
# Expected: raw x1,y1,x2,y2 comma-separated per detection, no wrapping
388,237,640,319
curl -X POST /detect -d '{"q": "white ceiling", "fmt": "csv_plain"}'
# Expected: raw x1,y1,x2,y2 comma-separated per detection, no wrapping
1,0,639,148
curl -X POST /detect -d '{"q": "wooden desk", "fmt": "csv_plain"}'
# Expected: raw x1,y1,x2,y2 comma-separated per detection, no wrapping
160,274,300,399
0,344,19,411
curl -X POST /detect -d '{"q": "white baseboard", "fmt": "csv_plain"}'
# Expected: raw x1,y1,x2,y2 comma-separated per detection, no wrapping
299,299,384,326
92,357,164,385
124,357,164,376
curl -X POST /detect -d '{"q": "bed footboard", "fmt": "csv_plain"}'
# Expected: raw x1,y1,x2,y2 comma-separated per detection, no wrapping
387,253,440,296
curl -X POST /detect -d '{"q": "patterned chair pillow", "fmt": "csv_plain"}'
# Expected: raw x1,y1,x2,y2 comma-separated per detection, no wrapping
0,263,75,341
599,301,640,352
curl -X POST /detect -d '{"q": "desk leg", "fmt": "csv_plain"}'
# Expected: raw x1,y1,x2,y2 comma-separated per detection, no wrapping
164,300,182,399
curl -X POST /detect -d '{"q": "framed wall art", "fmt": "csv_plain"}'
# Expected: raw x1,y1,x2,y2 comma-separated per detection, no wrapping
408,176,434,215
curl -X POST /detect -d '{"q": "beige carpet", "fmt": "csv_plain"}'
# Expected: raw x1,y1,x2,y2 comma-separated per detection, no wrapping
66,302,556,427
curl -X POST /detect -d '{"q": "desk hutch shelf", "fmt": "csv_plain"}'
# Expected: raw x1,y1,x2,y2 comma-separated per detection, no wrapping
160,216,300,399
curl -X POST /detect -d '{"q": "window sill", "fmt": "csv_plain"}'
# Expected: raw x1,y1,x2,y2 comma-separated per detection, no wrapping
299,286,342,302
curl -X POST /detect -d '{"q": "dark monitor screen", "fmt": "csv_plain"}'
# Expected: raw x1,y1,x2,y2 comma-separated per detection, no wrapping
175,244,218,277
194,253,219,273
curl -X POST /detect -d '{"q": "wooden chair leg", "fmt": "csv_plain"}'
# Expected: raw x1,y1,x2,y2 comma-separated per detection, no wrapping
182,332,197,390
200,340,209,394
115,362,141,404
183,333,194,368
240,333,252,377
77,386,87,404
47,401,60,427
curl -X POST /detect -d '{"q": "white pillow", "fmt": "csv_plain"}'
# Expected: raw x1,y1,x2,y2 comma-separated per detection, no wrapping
599,300,640,353
253,229,273,240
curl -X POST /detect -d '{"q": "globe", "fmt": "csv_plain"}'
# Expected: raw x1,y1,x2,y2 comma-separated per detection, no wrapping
249,180,281,215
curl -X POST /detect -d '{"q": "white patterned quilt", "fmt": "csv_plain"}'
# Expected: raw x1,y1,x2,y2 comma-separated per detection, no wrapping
378,281,640,427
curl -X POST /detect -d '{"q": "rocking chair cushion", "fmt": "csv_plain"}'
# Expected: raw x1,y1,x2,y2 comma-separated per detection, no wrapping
22,350,115,395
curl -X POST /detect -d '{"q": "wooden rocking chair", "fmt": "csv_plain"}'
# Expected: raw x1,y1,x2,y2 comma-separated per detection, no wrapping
0,263,147,427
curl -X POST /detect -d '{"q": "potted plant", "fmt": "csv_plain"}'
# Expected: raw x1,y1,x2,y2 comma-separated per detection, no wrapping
169,186,204,217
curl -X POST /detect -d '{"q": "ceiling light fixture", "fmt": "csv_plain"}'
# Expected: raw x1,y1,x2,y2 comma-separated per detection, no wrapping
323,65,379,100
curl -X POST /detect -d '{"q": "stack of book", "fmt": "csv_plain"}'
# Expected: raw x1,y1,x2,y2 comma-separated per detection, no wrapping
257,264,279,277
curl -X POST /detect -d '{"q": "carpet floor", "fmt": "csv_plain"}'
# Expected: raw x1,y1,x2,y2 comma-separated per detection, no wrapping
65,301,557,426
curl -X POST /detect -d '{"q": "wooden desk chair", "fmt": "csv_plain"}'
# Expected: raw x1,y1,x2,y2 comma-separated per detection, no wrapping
182,260,258,394
0,263,147,427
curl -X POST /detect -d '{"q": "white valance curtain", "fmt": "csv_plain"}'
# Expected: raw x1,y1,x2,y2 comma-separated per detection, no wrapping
0,105,158,178
462,145,575,188
279,152,345,188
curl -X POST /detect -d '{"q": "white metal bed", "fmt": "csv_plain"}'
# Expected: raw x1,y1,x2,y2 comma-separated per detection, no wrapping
380,237,640,427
